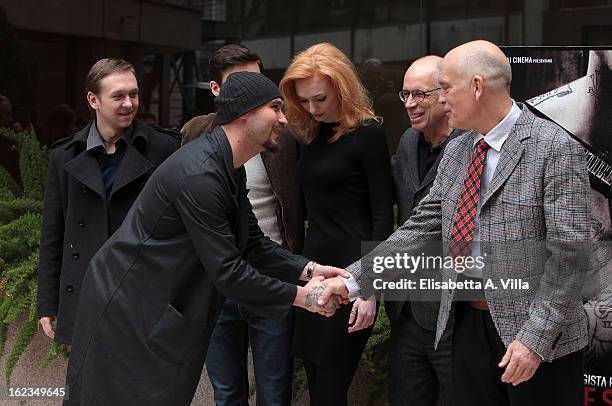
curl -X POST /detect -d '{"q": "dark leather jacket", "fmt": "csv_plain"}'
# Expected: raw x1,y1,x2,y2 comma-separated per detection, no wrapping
181,113,304,253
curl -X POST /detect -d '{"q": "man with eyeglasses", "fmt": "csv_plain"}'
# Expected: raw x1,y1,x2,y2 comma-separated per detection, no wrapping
387,55,463,406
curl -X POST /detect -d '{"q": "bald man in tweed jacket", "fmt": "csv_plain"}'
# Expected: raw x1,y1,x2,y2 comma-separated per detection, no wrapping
351,101,590,356
320,41,591,406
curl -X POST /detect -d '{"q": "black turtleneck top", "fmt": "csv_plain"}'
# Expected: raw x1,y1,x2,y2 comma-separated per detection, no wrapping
296,120,394,268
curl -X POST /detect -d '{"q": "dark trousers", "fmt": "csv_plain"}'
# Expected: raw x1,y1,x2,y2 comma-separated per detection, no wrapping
452,303,584,406
205,299,294,406
388,309,453,406
302,359,358,406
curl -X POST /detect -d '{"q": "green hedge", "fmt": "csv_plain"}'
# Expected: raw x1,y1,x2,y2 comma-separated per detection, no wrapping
0,128,66,383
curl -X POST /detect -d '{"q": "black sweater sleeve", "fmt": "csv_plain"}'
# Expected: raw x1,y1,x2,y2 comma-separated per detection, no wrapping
359,122,395,241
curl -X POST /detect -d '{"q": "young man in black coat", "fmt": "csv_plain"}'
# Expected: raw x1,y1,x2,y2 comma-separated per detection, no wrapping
64,72,348,406
37,58,180,345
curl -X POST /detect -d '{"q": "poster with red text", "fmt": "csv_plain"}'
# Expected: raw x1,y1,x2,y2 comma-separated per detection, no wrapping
504,46,612,406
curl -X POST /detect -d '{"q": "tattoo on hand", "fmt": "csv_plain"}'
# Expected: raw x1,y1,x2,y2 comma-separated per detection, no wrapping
305,285,325,308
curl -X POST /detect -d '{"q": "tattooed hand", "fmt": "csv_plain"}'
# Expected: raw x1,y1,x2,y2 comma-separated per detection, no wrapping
305,284,325,308
299,276,341,317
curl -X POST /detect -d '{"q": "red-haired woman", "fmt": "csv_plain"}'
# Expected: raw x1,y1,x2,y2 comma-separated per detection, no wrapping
280,43,394,405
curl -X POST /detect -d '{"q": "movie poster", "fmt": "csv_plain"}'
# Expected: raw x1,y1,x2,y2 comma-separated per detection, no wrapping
503,47,612,405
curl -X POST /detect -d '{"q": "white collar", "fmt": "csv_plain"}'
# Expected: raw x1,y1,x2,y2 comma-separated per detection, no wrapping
472,100,521,152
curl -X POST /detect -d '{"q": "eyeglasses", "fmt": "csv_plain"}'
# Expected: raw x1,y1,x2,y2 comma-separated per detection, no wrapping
398,87,441,103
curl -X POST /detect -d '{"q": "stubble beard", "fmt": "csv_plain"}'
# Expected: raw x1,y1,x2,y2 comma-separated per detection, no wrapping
263,124,284,153
263,137,279,153
246,125,280,153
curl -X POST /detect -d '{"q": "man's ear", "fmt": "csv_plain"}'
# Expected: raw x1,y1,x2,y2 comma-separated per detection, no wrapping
87,91,99,110
210,81,221,97
238,112,251,122
472,75,484,100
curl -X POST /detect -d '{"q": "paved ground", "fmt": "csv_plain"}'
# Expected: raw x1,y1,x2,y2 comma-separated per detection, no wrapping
0,315,217,405
0,315,380,405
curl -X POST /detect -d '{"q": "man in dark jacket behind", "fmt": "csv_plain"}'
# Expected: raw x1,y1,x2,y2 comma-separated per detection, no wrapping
181,44,304,406
388,55,463,406
64,72,347,406
37,58,180,345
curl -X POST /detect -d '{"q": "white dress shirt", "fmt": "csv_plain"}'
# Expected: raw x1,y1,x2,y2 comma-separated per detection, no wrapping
463,100,521,278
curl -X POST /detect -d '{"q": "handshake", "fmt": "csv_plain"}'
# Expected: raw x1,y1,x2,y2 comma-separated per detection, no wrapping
294,263,350,317
294,263,377,333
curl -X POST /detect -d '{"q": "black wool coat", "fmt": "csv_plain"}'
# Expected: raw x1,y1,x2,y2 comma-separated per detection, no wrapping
64,127,308,405
37,120,180,344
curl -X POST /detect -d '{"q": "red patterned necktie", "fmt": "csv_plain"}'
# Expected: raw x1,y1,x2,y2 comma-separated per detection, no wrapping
448,138,491,257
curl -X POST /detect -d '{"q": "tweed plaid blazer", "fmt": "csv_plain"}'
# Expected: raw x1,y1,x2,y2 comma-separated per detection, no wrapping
347,103,591,361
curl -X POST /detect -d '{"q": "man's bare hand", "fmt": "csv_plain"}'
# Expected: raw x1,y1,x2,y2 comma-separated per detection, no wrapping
39,316,56,339
348,295,376,333
317,276,349,307
499,340,542,386
313,264,350,280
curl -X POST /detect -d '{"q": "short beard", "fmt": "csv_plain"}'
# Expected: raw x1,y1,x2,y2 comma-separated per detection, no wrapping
244,113,282,153
262,138,279,153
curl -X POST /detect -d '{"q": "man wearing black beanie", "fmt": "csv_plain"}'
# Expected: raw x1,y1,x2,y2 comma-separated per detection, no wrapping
182,47,304,406
63,72,349,406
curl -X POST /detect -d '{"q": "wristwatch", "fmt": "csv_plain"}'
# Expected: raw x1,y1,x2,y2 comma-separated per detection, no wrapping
306,261,317,280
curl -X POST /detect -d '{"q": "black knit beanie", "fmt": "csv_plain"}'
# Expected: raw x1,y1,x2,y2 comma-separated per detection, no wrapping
215,72,281,125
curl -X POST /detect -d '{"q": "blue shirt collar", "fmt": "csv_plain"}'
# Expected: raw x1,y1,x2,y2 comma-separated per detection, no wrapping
86,121,133,151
